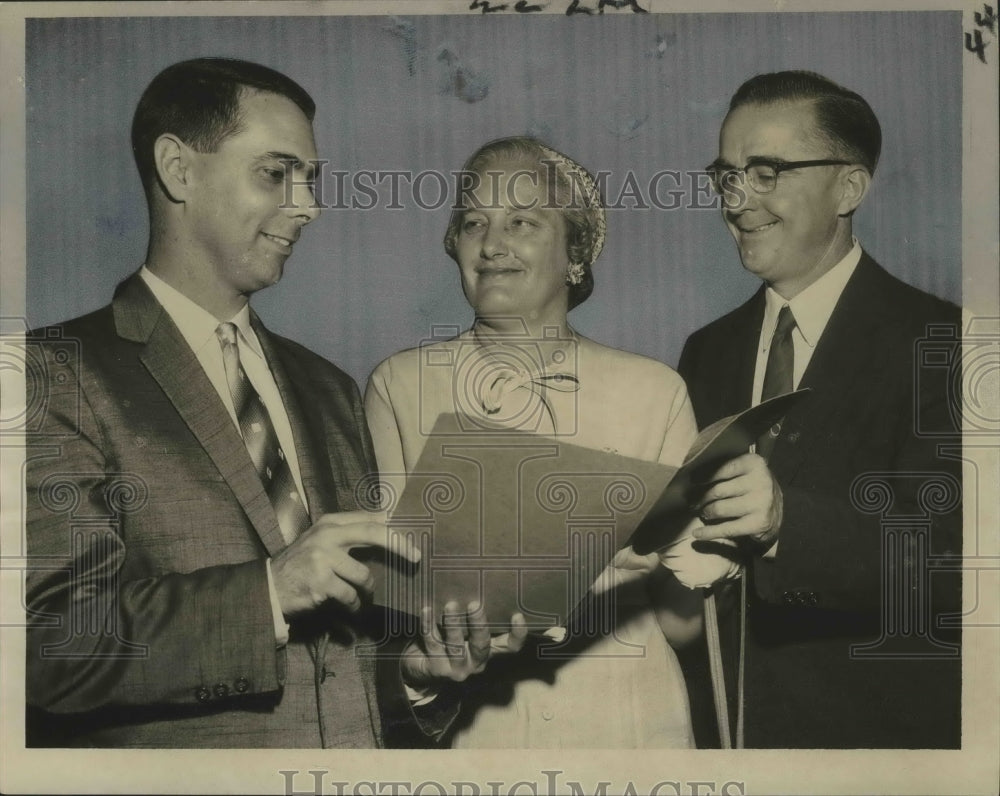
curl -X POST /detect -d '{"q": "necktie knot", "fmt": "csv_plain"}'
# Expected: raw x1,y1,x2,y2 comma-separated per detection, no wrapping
773,305,797,342
216,321,239,348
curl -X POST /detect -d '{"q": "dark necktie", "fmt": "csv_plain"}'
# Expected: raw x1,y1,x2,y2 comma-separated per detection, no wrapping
216,322,310,543
756,304,797,459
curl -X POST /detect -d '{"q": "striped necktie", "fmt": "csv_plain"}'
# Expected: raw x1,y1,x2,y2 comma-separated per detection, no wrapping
756,304,797,459
216,322,310,543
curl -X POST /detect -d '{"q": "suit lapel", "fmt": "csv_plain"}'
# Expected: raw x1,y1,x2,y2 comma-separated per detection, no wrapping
113,273,288,557
725,290,765,417
252,315,340,519
769,255,883,481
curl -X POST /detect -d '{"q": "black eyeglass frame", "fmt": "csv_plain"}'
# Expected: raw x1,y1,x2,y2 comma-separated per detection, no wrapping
705,158,854,195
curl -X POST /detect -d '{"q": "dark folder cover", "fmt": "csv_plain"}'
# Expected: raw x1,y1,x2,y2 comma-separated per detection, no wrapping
366,389,809,630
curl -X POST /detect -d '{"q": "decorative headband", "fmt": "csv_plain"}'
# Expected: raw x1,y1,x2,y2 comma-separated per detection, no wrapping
538,145,607,265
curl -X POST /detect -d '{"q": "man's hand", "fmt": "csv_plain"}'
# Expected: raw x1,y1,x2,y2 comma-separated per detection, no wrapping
270,510,420,617
692,452,783,549
400,601,528,688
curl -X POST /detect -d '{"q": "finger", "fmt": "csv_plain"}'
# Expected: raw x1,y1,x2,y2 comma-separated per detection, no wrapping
386,530,422,566
700,493,761,523
506,613,528,652
441,601,467,658
695,477,752,511
318,510,389,527
706,452,760,484
328,554,375,593
692,515,763,541
420,605,446,654
611,546,659,572
324,574,363,612
314,521,422,564
590,565,616,596
466,602,491,665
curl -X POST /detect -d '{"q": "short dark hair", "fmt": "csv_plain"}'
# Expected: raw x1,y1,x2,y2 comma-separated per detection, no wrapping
443,137,605,311
728,71,882,175
131,57,316,196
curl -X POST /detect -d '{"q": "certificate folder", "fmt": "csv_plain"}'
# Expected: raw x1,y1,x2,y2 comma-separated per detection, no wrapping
366,389,809,631
628,388,810,555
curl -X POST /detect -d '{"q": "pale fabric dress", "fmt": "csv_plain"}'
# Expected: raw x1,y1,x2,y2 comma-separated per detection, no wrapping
364,331,697,748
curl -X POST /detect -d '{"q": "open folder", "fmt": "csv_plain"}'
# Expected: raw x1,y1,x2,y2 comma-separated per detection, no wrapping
365,389,810,631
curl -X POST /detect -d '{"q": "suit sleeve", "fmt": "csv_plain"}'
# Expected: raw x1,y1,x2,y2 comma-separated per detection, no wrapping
25,343,284,714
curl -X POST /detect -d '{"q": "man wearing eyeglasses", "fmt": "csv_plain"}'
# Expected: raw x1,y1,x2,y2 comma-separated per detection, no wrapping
674,71,962,748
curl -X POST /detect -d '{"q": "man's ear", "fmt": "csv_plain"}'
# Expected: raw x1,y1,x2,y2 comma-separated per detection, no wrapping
152,134,194,203
838,165,871,216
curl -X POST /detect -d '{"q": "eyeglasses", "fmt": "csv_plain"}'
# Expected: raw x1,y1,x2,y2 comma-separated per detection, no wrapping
705,158,853,196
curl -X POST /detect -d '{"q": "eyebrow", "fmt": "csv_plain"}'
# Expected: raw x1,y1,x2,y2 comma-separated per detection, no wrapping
258,151,317,181
745,155,793,167
707,156,796,170
461,202,548,214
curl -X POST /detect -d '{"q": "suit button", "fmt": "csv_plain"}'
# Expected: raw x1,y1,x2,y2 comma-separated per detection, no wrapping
768,423,782,438
213,683,230,698
782,591,796,604
195,686,211,703
234,676,250,694
541,708,554,721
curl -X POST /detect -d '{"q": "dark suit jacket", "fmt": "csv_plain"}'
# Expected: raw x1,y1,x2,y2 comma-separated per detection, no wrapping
25,271,408,748
678,253,962,748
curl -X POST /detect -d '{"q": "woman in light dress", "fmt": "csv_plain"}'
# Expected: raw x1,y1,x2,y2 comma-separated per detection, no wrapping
365,137,731,748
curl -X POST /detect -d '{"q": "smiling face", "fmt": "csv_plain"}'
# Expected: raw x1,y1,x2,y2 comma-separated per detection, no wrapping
183,90,319,311
454,163,572,331
718,100,860,298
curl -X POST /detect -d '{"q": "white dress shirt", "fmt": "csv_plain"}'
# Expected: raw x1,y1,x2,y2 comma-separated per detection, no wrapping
140,266,298,643
749,241,862,558
752,240,862,403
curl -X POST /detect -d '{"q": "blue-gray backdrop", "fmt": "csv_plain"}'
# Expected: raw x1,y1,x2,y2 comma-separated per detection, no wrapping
26,12,962,387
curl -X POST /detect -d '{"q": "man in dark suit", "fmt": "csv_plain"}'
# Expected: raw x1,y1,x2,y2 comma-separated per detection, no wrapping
24,58,495,748
676,71,962,748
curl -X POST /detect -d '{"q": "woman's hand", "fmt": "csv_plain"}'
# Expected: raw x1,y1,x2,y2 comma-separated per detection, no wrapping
590,545,661,595
659,515,741,589
400,601,528,688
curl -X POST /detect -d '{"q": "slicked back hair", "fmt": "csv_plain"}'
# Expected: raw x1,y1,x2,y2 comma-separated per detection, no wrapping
131,57,315,198
728,70,882,175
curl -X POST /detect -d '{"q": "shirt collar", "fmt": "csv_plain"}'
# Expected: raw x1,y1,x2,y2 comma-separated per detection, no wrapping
139,266,261,358
763,239,862,349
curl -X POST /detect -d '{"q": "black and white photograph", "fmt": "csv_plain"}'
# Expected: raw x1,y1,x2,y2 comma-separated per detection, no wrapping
0,1,996,794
